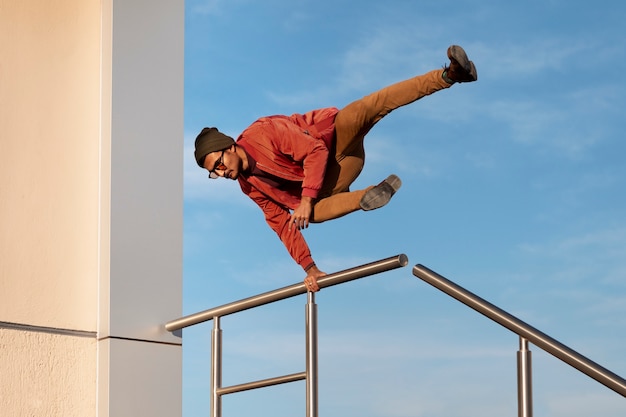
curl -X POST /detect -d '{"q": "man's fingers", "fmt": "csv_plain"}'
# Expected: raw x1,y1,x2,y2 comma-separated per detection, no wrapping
291,217,309,230
304,277,319,292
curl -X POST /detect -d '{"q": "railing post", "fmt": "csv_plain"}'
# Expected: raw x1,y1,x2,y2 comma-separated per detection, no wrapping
211,316,223,417
305,291,318,417
517,337,533,417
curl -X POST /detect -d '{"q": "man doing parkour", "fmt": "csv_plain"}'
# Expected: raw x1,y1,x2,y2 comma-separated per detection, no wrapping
194,45,478,292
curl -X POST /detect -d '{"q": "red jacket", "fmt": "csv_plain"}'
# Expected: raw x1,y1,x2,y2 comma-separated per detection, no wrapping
236,107,339,270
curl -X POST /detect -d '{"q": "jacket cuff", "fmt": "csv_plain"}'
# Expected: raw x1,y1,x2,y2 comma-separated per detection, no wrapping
301,187,319,199
300,256,315,271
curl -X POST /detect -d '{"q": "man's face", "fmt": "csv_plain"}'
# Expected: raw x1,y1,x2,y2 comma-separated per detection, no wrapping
202,147,241,180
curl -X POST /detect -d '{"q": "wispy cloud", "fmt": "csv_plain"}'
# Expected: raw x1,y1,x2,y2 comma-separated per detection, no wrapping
518,227,626,262
485,93,613,159
188,0,224,16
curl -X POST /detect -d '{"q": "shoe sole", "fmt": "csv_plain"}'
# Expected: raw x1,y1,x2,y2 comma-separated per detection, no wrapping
448,45,470,71
360,174,402,211
467,60,478,81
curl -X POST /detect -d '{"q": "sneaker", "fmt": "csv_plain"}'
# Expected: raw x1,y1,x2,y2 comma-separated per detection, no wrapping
359,174,402,211
444,45,478,83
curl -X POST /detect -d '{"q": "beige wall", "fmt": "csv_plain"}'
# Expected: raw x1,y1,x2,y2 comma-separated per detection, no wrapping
0,0,183,416
0,0,101,330
0,329,97,416
1,1,102,415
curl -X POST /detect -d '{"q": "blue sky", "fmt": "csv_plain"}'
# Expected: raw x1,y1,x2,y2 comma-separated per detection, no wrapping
181,1,626,416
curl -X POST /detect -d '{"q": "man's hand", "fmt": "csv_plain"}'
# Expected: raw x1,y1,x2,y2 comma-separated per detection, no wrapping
289,196,313,231
303,264,326,292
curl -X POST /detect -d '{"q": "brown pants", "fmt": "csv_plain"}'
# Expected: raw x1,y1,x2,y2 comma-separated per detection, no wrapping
311,69,451,222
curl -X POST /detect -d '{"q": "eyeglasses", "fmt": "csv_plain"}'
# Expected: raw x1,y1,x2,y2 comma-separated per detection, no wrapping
208,150,226,179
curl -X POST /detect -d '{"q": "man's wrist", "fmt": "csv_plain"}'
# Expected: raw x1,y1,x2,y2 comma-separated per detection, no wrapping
301,188,318,199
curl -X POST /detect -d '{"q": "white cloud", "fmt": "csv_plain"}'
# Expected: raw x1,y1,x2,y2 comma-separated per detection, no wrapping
518,227,626,262
188,0,224,15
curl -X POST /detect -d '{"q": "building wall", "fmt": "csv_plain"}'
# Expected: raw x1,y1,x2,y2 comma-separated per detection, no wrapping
0,0,101,332
0,328,97,416
0,0,183,415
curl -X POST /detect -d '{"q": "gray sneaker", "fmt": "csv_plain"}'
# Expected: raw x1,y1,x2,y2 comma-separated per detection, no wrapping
359,174,402,211
445,45,478,83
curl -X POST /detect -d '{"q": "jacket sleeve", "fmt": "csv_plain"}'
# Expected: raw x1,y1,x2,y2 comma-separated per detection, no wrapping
247,185,315,271
294,132,329,200
250,118,330,199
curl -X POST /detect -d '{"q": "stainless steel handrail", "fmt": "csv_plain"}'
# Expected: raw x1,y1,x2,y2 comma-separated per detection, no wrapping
165,254,408,332
166,254,409,417
412,264,626,398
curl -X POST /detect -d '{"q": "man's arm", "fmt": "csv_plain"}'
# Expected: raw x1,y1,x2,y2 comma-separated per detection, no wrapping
248,187,316,269
267,118,330,199
248,188,327,291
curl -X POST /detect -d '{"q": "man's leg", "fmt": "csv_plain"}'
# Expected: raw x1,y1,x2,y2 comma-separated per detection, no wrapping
312,45,477,222
321,68,452,199
311,174,401,222
311,69,451,223
335,68,452,157
310,186,370,222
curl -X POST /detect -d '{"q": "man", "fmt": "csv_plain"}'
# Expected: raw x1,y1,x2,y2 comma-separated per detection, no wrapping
194,45,477,292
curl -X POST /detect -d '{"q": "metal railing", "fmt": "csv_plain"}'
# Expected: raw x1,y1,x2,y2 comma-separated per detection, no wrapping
166,254,408,417
412,263,626,417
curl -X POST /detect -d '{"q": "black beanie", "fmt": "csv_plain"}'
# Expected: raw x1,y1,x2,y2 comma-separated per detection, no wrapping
194,127,236,167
